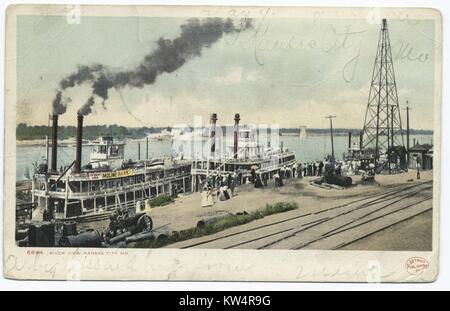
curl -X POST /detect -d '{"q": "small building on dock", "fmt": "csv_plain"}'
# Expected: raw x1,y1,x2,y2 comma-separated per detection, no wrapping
408,144,433,170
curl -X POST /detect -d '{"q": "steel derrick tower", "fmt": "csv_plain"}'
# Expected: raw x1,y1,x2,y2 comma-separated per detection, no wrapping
361,19,404,163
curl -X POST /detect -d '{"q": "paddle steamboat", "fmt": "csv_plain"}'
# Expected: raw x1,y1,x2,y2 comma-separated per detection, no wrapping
30,113,295,221
174,113,296,191
31,114,192,220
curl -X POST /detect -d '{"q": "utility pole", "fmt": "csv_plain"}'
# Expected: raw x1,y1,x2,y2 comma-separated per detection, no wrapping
325,115,336,161
403,101,411,169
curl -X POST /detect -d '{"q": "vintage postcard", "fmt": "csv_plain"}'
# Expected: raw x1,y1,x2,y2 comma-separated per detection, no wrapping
3,5,441,282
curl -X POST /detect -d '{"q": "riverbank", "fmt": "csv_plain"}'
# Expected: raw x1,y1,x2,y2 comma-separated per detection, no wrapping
76,169,433,251
164,170,433,250
16,138,77,147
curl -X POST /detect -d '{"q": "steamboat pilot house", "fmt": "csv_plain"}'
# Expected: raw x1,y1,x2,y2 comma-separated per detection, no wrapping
89,136,125,169
31,114,192,220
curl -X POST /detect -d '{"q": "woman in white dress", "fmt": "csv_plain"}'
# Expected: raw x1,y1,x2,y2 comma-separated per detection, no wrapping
201,184,214,207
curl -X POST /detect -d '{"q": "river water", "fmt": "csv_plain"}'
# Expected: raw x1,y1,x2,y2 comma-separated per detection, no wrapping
16,134,433,180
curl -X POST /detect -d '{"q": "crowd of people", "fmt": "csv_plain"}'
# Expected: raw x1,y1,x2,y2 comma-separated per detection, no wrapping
199,159,369,208
294,160,366,178
297,161,325,177
201,172,239,208
200,163,302,208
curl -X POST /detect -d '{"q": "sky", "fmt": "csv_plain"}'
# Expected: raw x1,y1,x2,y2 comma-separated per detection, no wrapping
16,14,436,129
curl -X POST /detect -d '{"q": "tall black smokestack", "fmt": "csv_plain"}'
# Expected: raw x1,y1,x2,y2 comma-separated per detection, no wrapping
210,113,217,157
75,115,83,174
348,132,352,149
233,113,240,159
51,114,58,174
359,131,363,150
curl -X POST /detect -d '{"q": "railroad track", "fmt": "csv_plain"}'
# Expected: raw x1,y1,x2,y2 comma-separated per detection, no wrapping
236,186,432,250
177,181,432,250
289,195,432,250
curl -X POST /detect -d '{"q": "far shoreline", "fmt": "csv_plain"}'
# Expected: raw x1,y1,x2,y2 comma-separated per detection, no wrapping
16,131,434,146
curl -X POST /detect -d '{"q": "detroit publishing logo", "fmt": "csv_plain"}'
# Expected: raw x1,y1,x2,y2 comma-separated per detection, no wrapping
405,257,429,275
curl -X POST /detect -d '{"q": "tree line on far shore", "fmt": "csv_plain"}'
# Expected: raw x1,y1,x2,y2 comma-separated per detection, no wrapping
279,128,433,136
16,123,169,141
16,123,433,141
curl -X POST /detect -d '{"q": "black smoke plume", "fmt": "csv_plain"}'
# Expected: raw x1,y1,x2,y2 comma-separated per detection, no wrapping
51,17,252,116
52,90,71,115
59,64,104,90
78,96,95,116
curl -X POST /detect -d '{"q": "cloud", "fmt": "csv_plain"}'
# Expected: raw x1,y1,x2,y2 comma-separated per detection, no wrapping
214,66,243,85
214,68,266,85
245,70,265,82
131,92,216,127
16,18,435,130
